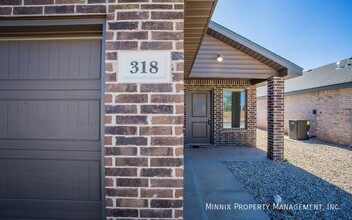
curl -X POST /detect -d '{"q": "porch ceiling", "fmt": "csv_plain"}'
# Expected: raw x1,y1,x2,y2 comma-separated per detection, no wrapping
184,0,217,78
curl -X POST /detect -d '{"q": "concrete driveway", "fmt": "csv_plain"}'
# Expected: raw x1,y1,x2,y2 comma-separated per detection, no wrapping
184,147,270,220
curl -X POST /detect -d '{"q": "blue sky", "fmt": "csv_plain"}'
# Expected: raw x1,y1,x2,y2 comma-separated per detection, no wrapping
212,0,352,71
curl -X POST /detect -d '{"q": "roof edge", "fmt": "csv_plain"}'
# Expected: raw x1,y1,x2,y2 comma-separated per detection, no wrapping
257,81,352,99
187,0,218,77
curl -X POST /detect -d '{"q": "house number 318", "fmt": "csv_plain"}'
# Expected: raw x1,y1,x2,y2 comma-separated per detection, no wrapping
130,61,159,74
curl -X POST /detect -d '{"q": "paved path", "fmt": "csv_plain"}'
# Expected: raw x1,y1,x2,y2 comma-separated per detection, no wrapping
184,147,270,220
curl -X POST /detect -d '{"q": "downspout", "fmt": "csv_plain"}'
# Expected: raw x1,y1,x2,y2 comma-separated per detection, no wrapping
349,111,352,148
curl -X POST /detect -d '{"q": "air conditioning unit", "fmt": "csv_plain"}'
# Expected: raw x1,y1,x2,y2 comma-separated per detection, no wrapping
289,120,310,140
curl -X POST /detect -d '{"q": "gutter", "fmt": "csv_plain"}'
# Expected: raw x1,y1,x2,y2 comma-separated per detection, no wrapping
257,81,352,99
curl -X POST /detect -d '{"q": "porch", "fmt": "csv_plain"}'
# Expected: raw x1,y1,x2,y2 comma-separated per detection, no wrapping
183,146,270,220
184,21,303,161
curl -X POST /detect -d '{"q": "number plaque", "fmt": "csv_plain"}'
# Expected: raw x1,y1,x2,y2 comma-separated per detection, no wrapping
117,51,171,83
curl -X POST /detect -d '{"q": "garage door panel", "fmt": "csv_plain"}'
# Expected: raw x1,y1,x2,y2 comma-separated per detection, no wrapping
0,101,7,138
77,161,101,201
0,35,102,219
18,101,28,138
0,150,100,160
89,101,100,140
78,101,90,140
0,160,6,197
28,41,40,79
0,209,101,220
69,41,80,79
0,199,101,220
0,140,101,151
78,162,90,200
19,42,30,79
57,101,69,139
58,41,70,79
49,42,60,79
7,159,79,200
27,101,38,138
0,80,101,90
0,43,9,79
90,40,102,79
47,101,58,139
79,41,90,78
3,159,100,201
1,199,102,211
0,40,101,80
7,101,18,139
38,41,50,79
88,161,101,201
1,100,100,140
8,42,19,79
37,100,48,138
0,90,101,100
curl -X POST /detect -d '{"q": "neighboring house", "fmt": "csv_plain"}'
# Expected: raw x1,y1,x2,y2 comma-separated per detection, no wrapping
257,58,352,145
0,1,302,219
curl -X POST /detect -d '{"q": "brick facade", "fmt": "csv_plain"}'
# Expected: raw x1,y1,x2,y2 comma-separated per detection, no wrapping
0,0,107,16
105,2,184,219
258,87,352,145
267,76,285,161
185,79,257,147
1,1,184,219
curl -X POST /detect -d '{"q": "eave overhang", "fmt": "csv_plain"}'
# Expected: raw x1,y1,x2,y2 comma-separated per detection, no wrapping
184,0,217,78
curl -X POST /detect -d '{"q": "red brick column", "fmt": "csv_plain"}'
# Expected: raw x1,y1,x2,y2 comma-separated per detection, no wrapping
104,1,184,219
267,76,284,161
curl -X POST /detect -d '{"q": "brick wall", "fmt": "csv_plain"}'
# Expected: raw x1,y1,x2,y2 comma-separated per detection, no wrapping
0,0,107,16
267,76,284,161
185,79,257,147
258,87,352,145
1,0,184,219
105,2,184,219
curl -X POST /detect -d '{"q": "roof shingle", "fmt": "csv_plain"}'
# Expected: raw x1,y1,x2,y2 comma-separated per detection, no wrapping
257,58,352,97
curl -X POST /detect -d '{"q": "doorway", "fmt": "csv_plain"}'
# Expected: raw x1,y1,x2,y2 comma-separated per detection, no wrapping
186,90,212,145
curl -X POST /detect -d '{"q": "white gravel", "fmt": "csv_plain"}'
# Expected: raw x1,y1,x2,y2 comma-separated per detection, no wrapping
225,129,352,220
257,129,352,193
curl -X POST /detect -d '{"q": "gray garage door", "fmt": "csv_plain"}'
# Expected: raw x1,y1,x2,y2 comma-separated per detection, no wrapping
0,37,102,219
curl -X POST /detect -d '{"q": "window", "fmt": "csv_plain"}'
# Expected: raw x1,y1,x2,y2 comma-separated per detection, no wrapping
223,89,246,128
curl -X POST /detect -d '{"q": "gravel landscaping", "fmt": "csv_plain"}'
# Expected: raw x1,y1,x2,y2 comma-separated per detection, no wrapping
257,129,352,193
225,129,352,220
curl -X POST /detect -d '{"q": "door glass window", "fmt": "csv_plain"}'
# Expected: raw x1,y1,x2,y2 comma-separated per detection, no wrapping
223,89,246,128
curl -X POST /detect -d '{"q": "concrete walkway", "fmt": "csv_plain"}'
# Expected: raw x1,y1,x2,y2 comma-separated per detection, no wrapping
184,147,270,220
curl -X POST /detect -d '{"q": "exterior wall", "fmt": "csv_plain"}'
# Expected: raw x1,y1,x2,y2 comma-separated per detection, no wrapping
1,1,184,219
267,76,284,161
0,0,107,15
185,79,257,147
257,87,352,145
257,98,267,130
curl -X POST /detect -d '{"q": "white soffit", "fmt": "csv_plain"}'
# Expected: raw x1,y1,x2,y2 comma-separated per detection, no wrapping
190,35,278,79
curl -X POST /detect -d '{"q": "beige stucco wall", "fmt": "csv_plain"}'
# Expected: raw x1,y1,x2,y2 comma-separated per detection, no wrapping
257,87,352,145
